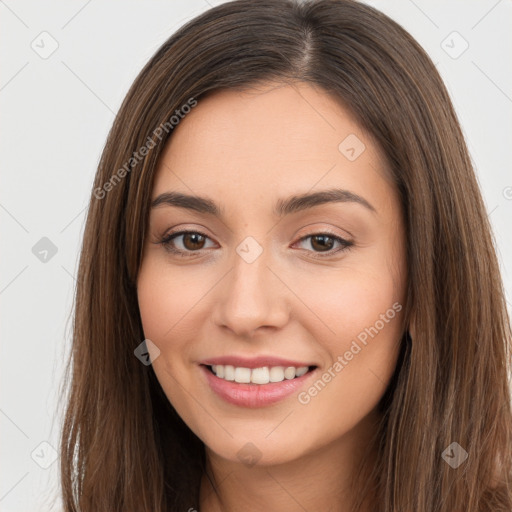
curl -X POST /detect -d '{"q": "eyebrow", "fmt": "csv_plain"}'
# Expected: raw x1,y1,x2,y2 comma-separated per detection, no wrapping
151,188,376,217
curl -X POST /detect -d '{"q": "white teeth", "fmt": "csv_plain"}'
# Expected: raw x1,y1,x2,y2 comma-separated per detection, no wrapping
251,366,269,384
210,364,311,384
284,366,296,379
295,366,308,377
224,365,235,381
234,367,251,383
269,366,285,382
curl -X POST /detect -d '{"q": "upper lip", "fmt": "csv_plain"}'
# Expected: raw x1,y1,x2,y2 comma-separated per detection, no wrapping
200,355,316,369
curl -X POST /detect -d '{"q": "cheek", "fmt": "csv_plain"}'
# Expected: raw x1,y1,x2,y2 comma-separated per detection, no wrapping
137,259,212,346
295,278,403,446
302,279,402,393
137,262,194,393
291,252,404,417
136,260,209,426
290,257,404,352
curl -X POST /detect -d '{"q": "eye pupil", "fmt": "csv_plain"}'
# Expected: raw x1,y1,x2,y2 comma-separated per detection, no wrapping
311,235,334,252
184,233,206,250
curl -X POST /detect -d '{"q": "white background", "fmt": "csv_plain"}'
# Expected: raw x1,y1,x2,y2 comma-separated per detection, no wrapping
1,1,511,510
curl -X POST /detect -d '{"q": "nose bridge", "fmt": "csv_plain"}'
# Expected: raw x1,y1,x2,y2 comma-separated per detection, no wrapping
212,236,290,336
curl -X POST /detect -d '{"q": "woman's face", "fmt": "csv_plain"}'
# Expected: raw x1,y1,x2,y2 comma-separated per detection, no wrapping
137,82,406,466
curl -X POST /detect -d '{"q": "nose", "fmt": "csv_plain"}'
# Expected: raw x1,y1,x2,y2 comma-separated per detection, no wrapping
211,246,291,339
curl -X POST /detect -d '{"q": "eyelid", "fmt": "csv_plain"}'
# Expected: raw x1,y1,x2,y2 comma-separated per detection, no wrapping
293,221,355,241
294,225,351,242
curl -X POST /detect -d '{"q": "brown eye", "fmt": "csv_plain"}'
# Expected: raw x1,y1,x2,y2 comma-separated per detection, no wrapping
309,234,336,252
181,232,206,250
294,232,353,257
159,230,215,257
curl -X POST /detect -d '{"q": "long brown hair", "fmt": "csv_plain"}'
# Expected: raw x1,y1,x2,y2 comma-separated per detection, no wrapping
58,0,512,510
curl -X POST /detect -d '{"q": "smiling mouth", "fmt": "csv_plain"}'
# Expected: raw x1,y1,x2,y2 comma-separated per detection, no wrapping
203,364,317,385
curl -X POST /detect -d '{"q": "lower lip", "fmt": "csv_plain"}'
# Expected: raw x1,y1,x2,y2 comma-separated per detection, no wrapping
200,364,316,408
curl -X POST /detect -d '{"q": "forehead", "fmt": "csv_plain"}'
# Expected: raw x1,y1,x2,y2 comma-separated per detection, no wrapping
152,82,392,211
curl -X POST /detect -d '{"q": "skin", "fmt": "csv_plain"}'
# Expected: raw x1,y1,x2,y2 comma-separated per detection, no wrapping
137,81,407,512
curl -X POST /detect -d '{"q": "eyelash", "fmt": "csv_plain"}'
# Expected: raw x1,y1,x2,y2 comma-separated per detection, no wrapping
158,229,353,259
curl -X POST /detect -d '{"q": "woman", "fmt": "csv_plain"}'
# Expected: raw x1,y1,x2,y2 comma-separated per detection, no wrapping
59,0,512,510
